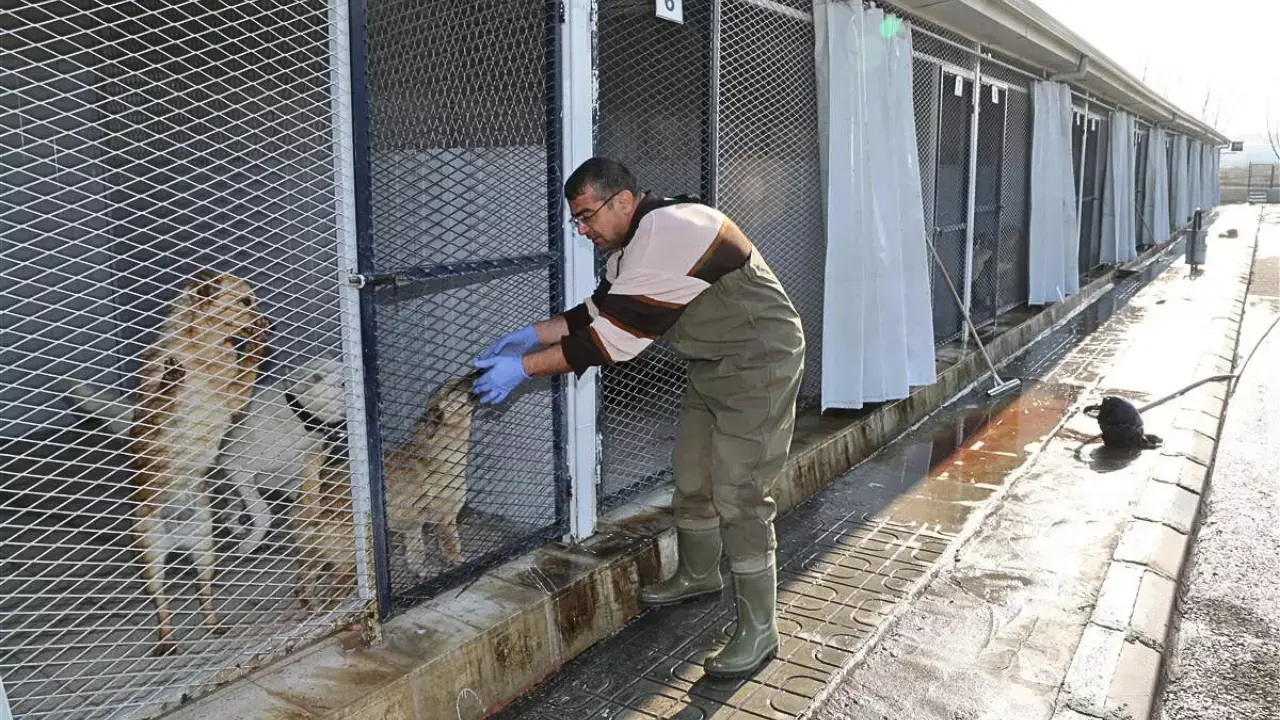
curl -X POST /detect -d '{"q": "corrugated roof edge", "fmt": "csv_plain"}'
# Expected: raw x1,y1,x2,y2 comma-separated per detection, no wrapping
889,0,1231,146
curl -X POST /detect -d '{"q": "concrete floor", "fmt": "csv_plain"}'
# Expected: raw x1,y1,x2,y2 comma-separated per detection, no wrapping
809,207,1255,720
0,423,537,719
1160,207,1280,720
494,207,1253,720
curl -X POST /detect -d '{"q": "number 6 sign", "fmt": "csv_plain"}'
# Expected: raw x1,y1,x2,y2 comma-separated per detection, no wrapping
657,0,683,24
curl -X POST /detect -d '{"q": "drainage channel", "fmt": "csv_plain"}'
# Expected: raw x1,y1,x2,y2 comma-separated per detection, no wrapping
493,247,1184,720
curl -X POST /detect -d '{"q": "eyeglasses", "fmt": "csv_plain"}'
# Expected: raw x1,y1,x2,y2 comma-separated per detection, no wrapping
568,189,623,230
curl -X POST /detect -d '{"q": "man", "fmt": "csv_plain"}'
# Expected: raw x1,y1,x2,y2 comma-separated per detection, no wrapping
474,157,804,678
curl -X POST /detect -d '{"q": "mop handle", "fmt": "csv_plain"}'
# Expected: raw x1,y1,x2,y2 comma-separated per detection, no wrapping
925,235,1003,377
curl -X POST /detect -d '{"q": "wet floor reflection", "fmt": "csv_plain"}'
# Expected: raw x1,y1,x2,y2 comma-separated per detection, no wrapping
493,246,1184,719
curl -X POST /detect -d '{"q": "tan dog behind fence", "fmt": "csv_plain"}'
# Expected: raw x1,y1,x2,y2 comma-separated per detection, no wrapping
292,447,358,612
127,270,268,656
383,372,478,579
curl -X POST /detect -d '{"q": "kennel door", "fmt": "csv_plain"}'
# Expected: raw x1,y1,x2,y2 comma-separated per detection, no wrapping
356,0,568,613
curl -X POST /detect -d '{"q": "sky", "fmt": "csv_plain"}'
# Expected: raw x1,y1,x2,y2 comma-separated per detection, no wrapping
1032,0,1279,139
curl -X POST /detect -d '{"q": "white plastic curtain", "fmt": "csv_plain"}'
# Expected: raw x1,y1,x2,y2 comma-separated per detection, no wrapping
1143,126,1171,244
1211,147,1221,206
1208,146,1218,206
1100,111,1137,264
1188,139,1203,217
1171,134,1190,228
1203,144,1219,209
1029,80,1079,305
815,1,935,411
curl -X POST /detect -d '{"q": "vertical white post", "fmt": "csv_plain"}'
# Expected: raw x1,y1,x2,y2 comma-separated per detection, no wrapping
562,0,599,541
961,52,982,344
329,0,375,602
0,672,11,720
1076,97,1091,241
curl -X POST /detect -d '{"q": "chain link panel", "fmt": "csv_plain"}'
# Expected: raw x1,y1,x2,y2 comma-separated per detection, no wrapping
909,22,977,344
997,85,1032,314
361,0,566,608
592,0,821,509
716,0,823,406
1135,126,1150,246
2,0,362,716
1078,113,1108,274
968,76,1006,329
592,0,710,509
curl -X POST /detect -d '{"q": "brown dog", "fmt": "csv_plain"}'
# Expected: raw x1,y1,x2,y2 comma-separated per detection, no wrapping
292,448,358,612
383,373,477,578
128,270,268,655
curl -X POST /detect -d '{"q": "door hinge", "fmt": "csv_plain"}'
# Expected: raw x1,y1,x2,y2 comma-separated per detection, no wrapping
346,270,368,288
558,0,566,23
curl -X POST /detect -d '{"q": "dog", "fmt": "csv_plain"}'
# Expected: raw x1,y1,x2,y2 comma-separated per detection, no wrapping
1083,396,1164,451
126,271,268,655
383,372,478,578
60,356,348,557
290,442,358,611
218,356,346,556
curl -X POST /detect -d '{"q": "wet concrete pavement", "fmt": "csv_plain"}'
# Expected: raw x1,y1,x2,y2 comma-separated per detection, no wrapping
1160,208,1280,720
493,209,1255,720
809,207,1257,720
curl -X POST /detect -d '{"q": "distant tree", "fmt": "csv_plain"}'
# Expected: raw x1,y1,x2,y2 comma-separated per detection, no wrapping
1266,103,1280,163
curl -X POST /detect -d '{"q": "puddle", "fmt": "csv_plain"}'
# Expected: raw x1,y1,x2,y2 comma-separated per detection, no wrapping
494,241,1185,720
847,380,1082,531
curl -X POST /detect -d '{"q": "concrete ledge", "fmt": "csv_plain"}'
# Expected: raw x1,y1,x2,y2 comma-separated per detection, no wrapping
1053,231,1254,720
162,253,1162,720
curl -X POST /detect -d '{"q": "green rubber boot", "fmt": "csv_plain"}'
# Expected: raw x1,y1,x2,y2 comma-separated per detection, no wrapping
704,564,779,678
638,528,724,606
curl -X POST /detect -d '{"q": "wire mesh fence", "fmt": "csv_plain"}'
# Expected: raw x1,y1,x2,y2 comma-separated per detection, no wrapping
1135,126,1150,246
716,0,823,406
909,21,979,344
997,82,1032,314
358,0,567,609
592,0,822,510
593,0,711,509
968,76,1007,329
928,73,974,341
1078,113,1108,274
1,0,365,717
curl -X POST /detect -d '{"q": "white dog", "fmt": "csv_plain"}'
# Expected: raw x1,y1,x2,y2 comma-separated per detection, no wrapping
61,355,347,555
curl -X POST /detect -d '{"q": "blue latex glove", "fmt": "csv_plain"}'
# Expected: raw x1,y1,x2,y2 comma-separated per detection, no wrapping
473,355,529,405
477,324,539,361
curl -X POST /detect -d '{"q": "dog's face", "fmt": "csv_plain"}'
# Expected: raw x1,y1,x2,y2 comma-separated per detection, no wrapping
425,374,478,437
285,356,346,425
182,271,269,344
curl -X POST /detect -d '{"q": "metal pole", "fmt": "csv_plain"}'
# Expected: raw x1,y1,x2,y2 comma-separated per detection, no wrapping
0,672,11,720
346,0,393,621
961,52,982,345
329,0,376,609
1186,208,1205,267
1075,98,1090,268
561,0,599,541
704,0,721,206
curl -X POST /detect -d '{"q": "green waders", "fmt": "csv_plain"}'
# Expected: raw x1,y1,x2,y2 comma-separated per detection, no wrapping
636,249,804,678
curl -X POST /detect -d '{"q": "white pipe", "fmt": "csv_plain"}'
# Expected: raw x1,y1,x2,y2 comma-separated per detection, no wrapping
961,55,982,344
328,0,374,603
1076,96,1091,255
1050,54,1090,82
562,0,599,542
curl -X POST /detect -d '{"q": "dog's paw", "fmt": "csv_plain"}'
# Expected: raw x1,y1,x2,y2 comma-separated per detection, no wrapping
152,640,179,657
233,537,262,558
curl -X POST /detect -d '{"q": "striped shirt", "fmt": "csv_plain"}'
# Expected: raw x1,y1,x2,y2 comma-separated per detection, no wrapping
561,195,754,375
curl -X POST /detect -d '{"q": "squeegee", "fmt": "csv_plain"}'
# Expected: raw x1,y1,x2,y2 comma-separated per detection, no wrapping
925,237,1022,398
